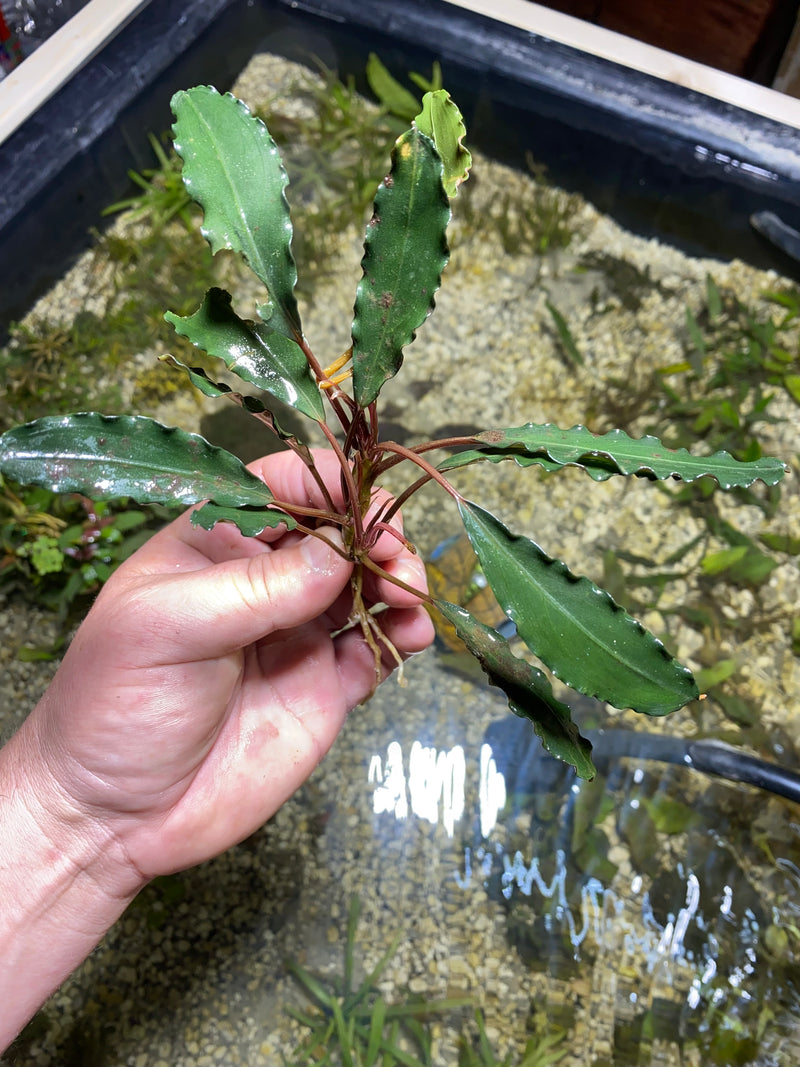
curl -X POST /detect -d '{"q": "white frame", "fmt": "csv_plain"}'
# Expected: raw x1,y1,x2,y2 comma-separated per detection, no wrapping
444,0,800,130
0,0,151,144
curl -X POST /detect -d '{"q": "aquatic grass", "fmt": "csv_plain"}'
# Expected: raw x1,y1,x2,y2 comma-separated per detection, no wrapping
457,1009,567,1067
102,131,196,231
283,896,471,1067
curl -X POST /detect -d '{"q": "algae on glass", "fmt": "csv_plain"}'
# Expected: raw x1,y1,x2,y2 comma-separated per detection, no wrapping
0,85,788,778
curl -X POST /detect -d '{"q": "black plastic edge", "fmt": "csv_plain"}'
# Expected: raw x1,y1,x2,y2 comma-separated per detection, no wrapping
2,0,800,324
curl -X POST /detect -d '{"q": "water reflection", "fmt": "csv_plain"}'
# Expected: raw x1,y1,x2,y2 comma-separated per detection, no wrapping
368,726,800,1063
368,739,505,838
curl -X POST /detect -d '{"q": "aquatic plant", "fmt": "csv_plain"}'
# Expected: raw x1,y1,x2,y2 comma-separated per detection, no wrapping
577,270,800,726
0,85,788,777
458,1009,566,1067
102,131,195,231
254,54,438,284
284,895,469,1066
0,476,176,629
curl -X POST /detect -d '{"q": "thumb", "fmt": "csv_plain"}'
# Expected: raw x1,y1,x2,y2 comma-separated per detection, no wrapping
119,528,352,663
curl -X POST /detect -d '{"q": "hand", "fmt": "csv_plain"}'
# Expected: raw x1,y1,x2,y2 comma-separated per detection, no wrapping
20,448,434,890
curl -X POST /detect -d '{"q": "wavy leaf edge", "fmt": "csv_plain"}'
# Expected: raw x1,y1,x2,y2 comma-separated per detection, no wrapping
433,598,596,779
440,423,788,489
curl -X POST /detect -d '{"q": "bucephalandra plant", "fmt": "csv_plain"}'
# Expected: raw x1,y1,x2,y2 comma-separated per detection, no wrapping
0,85,788,779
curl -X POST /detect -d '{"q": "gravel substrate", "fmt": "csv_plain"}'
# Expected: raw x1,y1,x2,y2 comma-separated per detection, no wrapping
3,52,800,1066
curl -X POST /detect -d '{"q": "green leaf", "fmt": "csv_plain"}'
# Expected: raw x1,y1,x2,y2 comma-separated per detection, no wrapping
705,273,722,320
439,423,788,489
701,545,748,575
761,531,800,555
685,305,707,362
641,795,701,834
352,127,450,406
715,692,759,727
165,287,322,420
414,90,471,197
160,353,249,402
729,547,779,585
0,414,278,511
30,535,64,575
432,599,596,779
190,502,295,536
409,61,443,94
545,300,583,367
170,86,302,342
366,53,421,120
457,501,699,715
693,659,738,691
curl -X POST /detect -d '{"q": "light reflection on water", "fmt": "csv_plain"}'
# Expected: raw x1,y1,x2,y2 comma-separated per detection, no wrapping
367,734,800,1063
368,739,505,838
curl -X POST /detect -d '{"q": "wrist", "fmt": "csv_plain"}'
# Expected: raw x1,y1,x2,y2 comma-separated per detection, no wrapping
0,719,142,1050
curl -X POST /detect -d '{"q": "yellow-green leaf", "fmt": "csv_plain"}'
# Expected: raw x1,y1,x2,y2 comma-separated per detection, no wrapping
414,90,471,197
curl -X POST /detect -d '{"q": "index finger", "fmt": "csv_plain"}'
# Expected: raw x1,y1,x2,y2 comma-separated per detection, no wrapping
250,450,408,562
247,449,347,512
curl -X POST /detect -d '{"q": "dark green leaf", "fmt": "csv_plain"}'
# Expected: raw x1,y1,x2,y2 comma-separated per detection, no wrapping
352,128,450,406
432,599,596,779
0,414,276,510
573,826,619,883
190,502,295,536
729,547,779,585
715,692,760,727
165,287,323,420
439,423,788,489
457,501,699,715
170,86,302,341
705,273,722,320
685,305,706,364
163,356,315,466
159,353,250,402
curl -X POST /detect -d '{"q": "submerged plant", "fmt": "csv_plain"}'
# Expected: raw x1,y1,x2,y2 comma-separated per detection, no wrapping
0,85,788,777
0,476,175,622
102,131,195,231
284,895,468,1066
458,1009,566,1067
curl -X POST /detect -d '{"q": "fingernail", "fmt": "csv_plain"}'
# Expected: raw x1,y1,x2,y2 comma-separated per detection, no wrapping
301,528,345,574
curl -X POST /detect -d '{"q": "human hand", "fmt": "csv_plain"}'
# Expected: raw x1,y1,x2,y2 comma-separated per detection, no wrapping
22,448,433,893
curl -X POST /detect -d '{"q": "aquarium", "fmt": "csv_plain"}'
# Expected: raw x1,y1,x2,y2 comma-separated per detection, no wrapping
2,1,800,1064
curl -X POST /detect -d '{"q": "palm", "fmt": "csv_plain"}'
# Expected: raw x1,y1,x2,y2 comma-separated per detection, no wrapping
34,451,432,881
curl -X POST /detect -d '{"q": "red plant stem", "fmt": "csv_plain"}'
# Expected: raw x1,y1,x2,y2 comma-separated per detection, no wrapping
317,419,364,543
303,456,338,515
374,472,433,531
359,553,433,605
367,521,415,553
298,335,354,434
368,401,379,441
267,499,345,524
374,435,480,475
373,441,462,500
291,522,352,558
